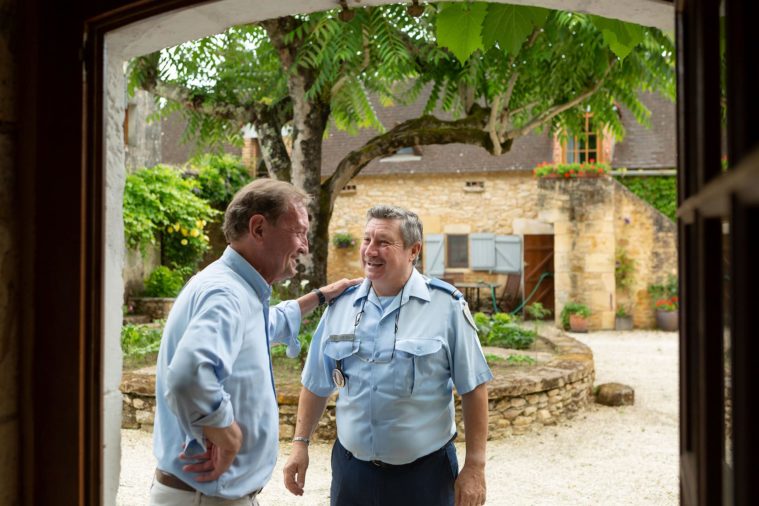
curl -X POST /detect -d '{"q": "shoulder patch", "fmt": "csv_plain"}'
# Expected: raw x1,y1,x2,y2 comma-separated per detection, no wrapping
460,300,478,332
427,277,463,300
328,283,360,306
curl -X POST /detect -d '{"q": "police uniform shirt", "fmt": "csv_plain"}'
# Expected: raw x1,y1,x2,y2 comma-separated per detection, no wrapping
301,268,493,465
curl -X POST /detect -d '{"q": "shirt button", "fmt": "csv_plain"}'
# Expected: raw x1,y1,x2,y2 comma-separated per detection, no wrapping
373,352,380,359
372,386,378,392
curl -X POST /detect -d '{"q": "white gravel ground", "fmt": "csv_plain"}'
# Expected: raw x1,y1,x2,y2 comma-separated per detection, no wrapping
117,330,678,505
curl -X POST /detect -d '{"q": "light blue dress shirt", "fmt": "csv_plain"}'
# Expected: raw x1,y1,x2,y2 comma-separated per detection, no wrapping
301,268,493,465
154,246,301,499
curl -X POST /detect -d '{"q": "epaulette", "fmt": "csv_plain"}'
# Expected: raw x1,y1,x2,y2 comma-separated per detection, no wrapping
328,283,360,306
426,277,463,300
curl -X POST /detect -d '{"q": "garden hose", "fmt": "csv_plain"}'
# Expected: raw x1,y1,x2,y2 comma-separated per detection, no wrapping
505,271,554,315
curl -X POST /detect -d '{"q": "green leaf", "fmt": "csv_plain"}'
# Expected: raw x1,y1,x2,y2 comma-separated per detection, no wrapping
482,5,549,54
436,2,488,63
589,15,645,59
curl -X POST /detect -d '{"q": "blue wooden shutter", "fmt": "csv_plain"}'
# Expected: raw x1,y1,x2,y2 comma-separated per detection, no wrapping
470,233,496,270
495,235,522,273
424,235,445,276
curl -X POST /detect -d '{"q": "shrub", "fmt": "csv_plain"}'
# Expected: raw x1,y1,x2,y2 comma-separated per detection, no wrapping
192,154,252,211
560,302,591,330
142,266,188,298
121,323,163,360
648,274,678,310
475,312,535,350
525,302,552,320
123,164,220,270
615,248,636,291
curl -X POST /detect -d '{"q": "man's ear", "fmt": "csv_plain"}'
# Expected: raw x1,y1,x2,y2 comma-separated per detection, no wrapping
248,214,266,241
410,242,422,261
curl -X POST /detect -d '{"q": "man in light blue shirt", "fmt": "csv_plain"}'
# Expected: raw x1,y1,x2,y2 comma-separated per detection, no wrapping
284,205,492,506
151,178,359,505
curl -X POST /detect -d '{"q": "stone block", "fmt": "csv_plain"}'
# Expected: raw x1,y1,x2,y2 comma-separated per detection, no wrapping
512,416,532,427
136,410,154,425
510,398,526,408
595,383,635,406
133,397,146,410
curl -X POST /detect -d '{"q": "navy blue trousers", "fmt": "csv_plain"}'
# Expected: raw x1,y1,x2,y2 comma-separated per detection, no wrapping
330,438,458,506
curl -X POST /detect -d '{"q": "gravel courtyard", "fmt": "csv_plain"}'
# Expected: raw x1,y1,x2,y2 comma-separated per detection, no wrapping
117,330,679,505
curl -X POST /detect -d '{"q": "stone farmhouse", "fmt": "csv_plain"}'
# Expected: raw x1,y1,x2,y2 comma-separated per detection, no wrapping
151,91,677,330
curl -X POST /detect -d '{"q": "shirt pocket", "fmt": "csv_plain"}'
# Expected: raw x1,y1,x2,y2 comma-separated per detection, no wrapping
323,339,361,395
393,337,444,397
323,339,360,361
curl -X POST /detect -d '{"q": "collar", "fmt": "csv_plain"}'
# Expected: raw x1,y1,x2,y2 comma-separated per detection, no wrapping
220,246,272,302
352,268,431,308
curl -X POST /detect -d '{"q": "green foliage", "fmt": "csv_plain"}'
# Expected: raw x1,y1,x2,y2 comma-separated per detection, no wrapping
436,2,488,63
533,161,610,178
121,323,163,361
525,302,552,320
506,354,537,366
615,175,677,221
485,353,504,365
615,305,630,318
123,164,220,270
475,311,535,350
437,5,655,62
560,302,591,330
648,274,678,311
191,154,252,211
142,266,189,298
615,248,636,291
332,232,356,248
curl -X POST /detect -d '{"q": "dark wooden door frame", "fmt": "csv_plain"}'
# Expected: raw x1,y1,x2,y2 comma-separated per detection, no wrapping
18,0,209,503
676,0,759,504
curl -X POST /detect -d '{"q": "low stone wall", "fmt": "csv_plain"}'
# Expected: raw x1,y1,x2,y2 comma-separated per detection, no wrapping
122,327,594,440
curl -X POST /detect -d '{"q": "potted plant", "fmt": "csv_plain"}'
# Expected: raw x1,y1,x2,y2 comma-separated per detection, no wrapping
560,301,591,333
648,275,678,331
615,305,634,330
332,232,356,249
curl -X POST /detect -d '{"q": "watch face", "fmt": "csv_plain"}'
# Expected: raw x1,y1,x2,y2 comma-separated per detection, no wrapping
332,368,346,388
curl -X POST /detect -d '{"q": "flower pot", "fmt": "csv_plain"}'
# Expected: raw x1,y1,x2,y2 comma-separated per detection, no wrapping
655,310,678,331
569,314,589,333
615,315,633,331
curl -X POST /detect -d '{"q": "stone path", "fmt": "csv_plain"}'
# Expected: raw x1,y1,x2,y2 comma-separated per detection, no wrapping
117,330,678,505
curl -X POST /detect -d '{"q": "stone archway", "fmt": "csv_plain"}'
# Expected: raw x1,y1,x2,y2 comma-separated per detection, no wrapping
100,1,674,502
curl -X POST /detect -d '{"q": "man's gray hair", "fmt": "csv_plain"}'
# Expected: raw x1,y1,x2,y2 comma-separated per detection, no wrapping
366,205,423,248
223,178,310,242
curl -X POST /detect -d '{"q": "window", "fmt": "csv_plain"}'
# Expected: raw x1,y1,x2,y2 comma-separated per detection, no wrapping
380,145,422,162
563,113,604,163
446,235,469,268
464,181,485,192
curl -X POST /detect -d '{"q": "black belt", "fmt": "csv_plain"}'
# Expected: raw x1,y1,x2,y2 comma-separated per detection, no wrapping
351,433,457,469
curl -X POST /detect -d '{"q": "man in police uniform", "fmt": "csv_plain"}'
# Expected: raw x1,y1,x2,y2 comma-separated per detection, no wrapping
283,205,492,506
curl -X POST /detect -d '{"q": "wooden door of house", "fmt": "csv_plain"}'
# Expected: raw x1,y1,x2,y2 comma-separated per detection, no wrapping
523,234,554,317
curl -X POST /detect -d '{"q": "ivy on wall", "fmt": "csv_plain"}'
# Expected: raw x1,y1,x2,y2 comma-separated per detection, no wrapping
615,175,677,221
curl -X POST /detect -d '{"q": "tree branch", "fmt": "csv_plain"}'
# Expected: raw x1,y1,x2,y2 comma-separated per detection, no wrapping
505,60,617,140
323,105,509,207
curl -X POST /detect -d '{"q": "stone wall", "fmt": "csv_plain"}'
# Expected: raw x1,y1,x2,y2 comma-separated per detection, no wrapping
327,171,539,284
121,329,594,440
614,183,677,328
0,0,19,500
538,177,617,329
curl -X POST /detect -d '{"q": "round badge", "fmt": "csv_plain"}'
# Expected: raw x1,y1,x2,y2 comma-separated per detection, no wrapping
332,368,346,388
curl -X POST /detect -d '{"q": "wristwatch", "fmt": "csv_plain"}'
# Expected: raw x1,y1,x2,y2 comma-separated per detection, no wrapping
312,288,326,306
293,436,310,446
